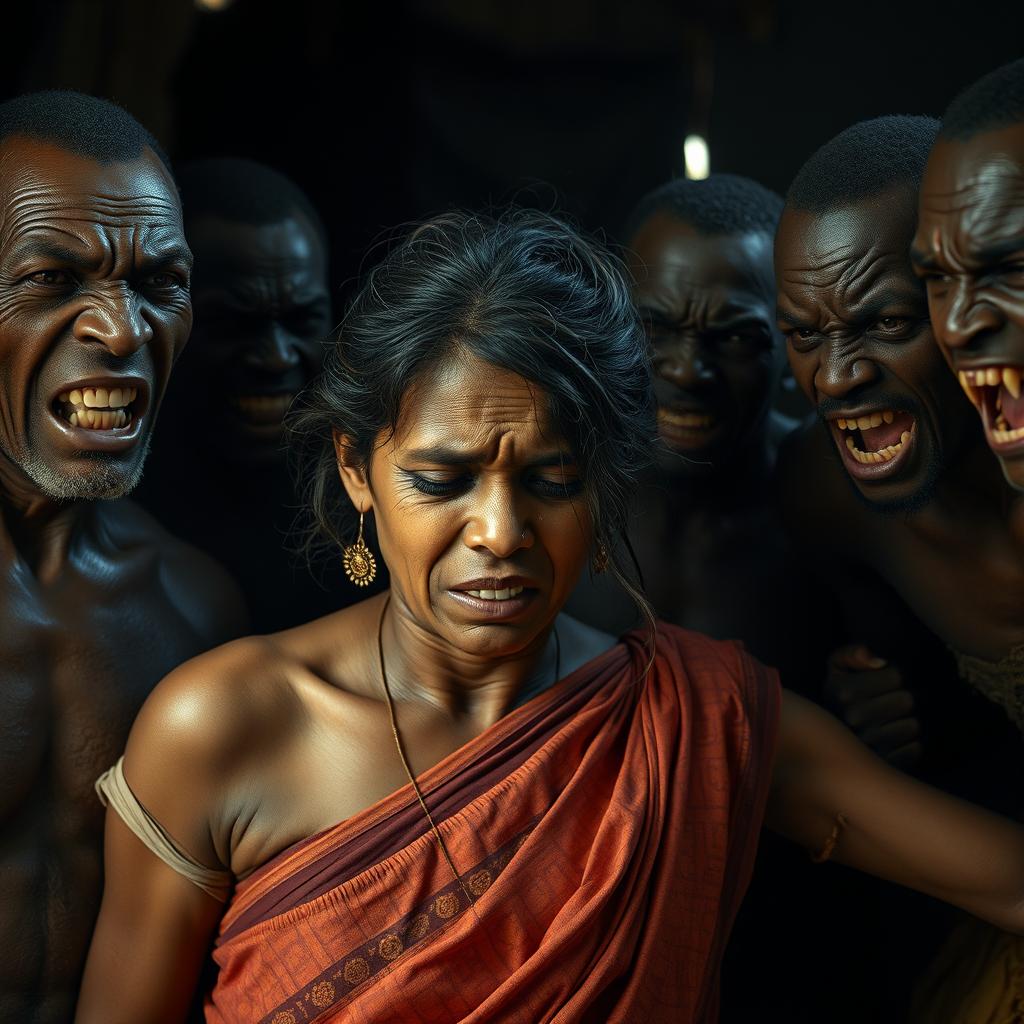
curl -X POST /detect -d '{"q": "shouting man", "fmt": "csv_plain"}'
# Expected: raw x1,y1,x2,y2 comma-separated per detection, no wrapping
914,58,1024,495
0,92,246,1023
775,112,1024,1023
775,114,1023,752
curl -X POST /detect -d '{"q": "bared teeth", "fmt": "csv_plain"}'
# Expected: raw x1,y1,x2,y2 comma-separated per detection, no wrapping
844,429,912,464
834,410,899,432
992,423,1024,444
961,365,1024,392
57,385,135,430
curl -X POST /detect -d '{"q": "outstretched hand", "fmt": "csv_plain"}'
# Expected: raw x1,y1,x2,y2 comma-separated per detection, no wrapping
824,645,923,769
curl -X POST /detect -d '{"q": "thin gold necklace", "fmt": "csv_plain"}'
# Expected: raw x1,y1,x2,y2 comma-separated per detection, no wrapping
375,596,560,905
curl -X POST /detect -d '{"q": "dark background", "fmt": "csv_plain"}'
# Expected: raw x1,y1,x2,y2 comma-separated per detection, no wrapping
7,4,1020,1019
6,0,1022,302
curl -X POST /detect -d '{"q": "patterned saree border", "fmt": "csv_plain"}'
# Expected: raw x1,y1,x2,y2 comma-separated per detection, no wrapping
259,818,538,1024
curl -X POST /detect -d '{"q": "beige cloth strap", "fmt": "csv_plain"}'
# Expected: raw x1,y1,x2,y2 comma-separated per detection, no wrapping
95,756,233,902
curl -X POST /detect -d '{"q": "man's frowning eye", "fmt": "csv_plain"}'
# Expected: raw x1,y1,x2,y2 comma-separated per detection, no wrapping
922,272,953,295
994,261,1024,285
718,328,771,356
785,327,819,351
26,269,72,287
142,272,187,292
871,316,921,340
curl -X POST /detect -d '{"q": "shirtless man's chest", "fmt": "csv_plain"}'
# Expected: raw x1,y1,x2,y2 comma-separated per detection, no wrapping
864,507,1024,663
0,525,214,1024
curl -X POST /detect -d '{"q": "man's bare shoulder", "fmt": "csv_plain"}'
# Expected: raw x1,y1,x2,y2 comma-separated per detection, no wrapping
103,498,249,644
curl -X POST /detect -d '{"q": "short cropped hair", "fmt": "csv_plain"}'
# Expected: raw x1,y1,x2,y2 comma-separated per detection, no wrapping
941,58,1024,142
176,158,327,248
786,115,940,213
624,172,783,241
290,208,656,615
0,90,171,174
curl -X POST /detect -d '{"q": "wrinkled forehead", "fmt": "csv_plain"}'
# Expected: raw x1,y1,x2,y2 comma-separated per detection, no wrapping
186,213,326,286
917,126,1024,248
0,135,183,248
391,352,564,458
629,212,774,298
776,194,918,293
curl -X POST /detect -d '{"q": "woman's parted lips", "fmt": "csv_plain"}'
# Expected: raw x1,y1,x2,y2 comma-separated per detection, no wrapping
449,575,536,593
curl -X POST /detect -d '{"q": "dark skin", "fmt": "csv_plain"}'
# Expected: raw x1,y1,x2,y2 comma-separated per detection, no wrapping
568,211,807,675
78,353,1024,1022
170,212,331,466
913,122,1024,493
137,209,339,631
777,188,1024,758
0,136,247,1024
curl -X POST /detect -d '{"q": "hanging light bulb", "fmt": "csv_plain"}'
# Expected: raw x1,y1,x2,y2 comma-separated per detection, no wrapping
684,134,710,180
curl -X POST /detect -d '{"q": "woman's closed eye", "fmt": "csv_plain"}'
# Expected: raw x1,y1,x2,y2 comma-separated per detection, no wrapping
401,471,471,497
399,469,583,500
529,473,583,499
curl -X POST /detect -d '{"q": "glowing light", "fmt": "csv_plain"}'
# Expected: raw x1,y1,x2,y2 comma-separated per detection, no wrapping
684,134,710,180
195,0,234,10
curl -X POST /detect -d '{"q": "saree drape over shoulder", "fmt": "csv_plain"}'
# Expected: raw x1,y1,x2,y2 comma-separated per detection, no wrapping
206,624,780,1024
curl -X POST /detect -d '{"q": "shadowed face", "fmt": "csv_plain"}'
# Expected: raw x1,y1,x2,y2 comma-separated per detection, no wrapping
628,211,782,475
913,123,1024,490
338,352,591,661
179,212,330,465
777,188,974,512
0,136,192,502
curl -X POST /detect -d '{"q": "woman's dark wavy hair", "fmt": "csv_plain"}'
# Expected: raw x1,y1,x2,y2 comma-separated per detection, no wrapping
290,207,657,626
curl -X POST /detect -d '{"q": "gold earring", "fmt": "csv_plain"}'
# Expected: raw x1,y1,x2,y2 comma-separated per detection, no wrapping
343,511,378,587
592,541,609,575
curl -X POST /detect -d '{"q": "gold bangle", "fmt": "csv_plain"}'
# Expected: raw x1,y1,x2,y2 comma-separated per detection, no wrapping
810,812,848,864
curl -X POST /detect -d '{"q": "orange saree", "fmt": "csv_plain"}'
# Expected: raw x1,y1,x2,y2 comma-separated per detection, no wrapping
205,624,779,1024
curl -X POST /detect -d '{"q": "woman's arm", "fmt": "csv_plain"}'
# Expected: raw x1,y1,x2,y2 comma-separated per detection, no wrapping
76,639,274,1023
75,810,225,1023
768,689,1024,934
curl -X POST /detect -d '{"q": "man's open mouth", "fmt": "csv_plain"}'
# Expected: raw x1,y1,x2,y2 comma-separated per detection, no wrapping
958,366,1024,451
227,392,295,427
658,406,719,438
830,407,916,477
54,385,139,431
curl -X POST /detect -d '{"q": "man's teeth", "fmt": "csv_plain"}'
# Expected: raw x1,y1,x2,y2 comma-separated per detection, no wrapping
465,586,525,601
958,366,1023,406
836,410,896,431
58,386,137,429
231,394,294,417
991,423,1024,444
845,431,912,464
659,409,715,429
69,409,129,429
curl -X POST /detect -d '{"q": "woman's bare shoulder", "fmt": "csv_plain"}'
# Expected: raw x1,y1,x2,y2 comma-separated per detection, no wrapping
125,635,304,788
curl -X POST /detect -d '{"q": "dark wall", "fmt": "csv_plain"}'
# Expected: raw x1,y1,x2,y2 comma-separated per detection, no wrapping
6,0,1023,295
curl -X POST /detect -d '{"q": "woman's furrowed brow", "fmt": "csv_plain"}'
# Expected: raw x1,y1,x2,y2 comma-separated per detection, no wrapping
403,445,482,466
401,445,576,467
